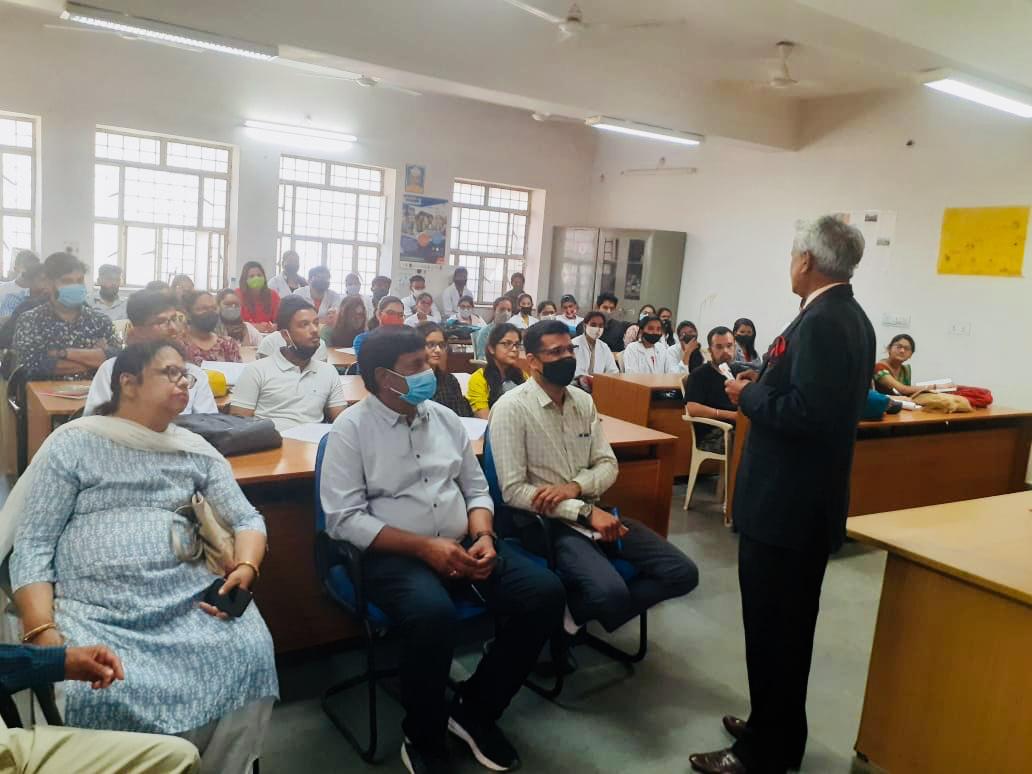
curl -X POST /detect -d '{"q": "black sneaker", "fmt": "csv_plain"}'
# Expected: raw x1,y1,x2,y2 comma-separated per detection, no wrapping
401,738,451,774
448,699,520,771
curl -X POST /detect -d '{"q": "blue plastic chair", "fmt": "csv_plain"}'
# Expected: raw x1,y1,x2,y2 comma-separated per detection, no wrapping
482,431,649,700
313,433,489,762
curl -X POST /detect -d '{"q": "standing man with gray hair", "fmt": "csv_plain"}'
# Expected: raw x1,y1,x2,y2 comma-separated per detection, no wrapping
690,216,875,774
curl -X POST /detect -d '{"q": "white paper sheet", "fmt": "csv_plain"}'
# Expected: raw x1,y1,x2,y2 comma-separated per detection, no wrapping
200,361,247,386
335,347,357,355
459,417,488,442
279,422,333,444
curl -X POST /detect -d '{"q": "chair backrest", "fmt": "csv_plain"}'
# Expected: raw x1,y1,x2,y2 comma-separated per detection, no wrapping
481,429,504,507
313,432,331,533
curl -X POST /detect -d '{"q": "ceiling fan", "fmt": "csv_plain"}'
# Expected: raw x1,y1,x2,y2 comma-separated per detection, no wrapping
717,41,825,95
499,1,684,42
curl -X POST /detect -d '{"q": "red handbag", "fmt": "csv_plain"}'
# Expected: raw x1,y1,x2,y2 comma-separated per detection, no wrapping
954,386,993,408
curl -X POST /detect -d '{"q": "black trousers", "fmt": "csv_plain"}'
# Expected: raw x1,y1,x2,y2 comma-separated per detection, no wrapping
732,534,829,774
362,539,565,750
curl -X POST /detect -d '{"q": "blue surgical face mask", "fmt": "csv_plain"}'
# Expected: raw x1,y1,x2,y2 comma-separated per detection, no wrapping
56,283,87,308
389,367,437,406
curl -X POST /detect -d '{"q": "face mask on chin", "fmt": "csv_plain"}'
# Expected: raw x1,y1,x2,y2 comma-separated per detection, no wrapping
283,331,319,360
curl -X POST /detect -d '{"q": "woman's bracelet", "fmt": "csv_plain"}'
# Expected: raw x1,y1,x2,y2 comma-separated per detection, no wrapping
22,621,57,643
233,560,260,579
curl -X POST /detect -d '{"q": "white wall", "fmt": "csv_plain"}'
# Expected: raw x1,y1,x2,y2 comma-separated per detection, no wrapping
590,87,1032,416
0,6,595,301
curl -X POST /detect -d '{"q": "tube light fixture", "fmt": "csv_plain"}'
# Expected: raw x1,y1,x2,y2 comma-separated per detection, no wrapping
921,70,1032,119
243,119,357,147
586,116,703,146
61,2,278,61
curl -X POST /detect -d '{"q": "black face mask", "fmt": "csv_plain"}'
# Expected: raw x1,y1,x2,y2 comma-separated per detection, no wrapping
661,319,673,332
191,311,219,333
520,306,533,316
284,332,320,360
736,334,756,350
99,287,119,302
541,356,576,387
643,332,663,344
311,279,330,293
680,333,697,344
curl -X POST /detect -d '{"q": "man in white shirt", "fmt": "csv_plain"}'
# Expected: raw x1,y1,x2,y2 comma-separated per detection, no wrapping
438,267,473,319
401,274,441,318
90,264,128,321
256,330,327,361
231,296,347,431
267,250,307,298
0,249,39,303
85,290,217,415
292,265,341,323
320,326,563,774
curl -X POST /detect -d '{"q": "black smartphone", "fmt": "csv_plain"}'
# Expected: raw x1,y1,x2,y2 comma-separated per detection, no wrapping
202,578,253,618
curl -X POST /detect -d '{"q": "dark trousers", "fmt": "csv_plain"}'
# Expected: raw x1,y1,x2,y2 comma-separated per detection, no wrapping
551,517,699,632
362,539,565,750
732,534,830,774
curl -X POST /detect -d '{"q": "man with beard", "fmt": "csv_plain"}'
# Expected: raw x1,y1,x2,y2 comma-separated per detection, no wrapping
91,264,128,321
682,326,739,455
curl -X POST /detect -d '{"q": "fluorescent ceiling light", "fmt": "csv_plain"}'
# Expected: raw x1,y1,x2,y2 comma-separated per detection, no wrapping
922,72,1032,119
586,116,703,146
61,2,278,60
244,119,357,145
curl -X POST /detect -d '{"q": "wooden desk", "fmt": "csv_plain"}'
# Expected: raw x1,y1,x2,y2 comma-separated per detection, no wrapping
326,348,356,368
229,415,677,654
847,493,1032,773
726,406,1032,522
338,374,368,404
26,381,88,460
592,373,696,476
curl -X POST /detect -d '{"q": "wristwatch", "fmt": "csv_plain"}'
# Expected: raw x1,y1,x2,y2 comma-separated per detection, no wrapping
576,502,593,527
472,530,498,545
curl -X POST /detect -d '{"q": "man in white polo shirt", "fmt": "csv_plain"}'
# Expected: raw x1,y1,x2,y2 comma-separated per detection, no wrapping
231,296,348,431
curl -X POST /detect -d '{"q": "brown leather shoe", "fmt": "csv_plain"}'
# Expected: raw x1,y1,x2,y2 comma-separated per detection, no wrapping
722,715,748,741
689,748,748,773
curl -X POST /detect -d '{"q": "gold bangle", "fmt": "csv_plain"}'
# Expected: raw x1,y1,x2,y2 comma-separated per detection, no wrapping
22,622,57,643
234,560,260,579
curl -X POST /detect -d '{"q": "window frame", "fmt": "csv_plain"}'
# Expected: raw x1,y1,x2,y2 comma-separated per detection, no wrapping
448,179,531,304
0,112,38,278
92,126,232,290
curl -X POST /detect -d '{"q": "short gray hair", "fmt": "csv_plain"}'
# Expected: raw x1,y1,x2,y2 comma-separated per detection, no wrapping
793,216,865,280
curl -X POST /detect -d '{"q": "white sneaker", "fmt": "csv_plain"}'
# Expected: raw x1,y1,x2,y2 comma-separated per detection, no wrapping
562,605,582,636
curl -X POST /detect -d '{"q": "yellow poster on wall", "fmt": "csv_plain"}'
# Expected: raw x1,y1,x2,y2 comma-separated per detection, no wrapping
937,206,1028,277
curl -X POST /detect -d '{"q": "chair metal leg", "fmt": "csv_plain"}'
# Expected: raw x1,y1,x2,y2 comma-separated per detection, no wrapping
32,685,63,726
582,610,648,664
523,634,567,700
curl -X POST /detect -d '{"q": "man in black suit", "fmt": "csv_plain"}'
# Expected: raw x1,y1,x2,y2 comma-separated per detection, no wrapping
689,215,876,774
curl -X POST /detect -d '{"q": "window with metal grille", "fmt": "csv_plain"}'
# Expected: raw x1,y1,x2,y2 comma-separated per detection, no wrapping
93,128,231,289
0,114,37,277
276,155,385,295
449,180,530,303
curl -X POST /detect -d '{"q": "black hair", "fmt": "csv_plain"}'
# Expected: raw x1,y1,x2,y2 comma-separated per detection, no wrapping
492,296,512,311
22,264,46,284
409,274,425,286
239,260,274,317
537,300,557,316
524,319,571,355
517,293,534,306
358,325,426,393
656,307,675,345
707,325,733,347
732,317,758,359
96,263,121,280
453,266,468,277
145,280,170,291
372,275,391,287
560,294,577,306
307,265,330,280
888,333,916,353
377,295,404,314
42,251,85,281
170,274,193,290
181,289,213,315
276,295,316,331
676,320,698,335
639,304,657,316
596,291,619,307
510,271,524,281
94,339,185,416
13,249,39,271
582,310,606,327
126,290,176,326
484,323,524,407
416,291,434,303
637,315,663,341
416,320,444,341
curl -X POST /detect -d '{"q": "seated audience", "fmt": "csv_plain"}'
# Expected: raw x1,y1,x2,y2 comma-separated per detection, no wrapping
10,340,278,773
873,334,921,396
592,292,629,353
257,329,327,361
683,326,739,453
90,264,127,321
293,265,341,323
322,295,367,348
0,249,39,301
85,291,217,415
267,249,307,297
320,327,564,773
353,296,405,357
732,317,763,370
232,296,346,430
401,274,440,318
371,275,392,307
238,261,280,333
416,321,473,417
536,300,557,320
179,290,241,364
0,641,201,773
467,323,524,419
490,320,699,635
558,294,583,334
512,293,537,330
502,271,526,304
473,296,513,359
405,292,441,326
344,272,374,318
665,320,705,374
439,266,473,319
622,304,658,347
0,264,48,346
169,274,194,308
572,310,619,390
657,307,676,347
446,296,487,328
214,288,263,347
622,316,675,374
13,252,120,380
144,280,170,292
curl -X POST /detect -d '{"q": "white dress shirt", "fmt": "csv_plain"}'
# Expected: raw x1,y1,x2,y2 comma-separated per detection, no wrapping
402,293,441,318
84,358,217,416
256,331,328,361
320,395,494,550
292,286,343,322
511,313,538,330
404,311,441,327
231,347,347,431
439,284,473,318
267,273,306,298
572,334,619,377
622,341,675,374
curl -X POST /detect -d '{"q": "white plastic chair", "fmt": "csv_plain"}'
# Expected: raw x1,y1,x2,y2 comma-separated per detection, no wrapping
682,410,734,523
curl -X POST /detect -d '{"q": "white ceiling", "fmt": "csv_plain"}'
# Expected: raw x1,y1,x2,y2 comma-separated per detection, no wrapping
5,0,1032,149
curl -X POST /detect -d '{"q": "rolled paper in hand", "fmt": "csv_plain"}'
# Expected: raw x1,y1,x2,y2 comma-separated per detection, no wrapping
718,363,735,382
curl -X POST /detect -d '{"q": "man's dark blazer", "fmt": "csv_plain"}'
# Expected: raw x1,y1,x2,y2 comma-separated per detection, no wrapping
734,284,876,553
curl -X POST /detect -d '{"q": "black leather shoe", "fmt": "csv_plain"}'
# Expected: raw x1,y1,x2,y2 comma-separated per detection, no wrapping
689,748,748,773
722,715,748,741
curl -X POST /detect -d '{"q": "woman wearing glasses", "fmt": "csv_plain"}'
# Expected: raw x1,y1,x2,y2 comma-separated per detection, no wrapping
416,320,473,417
8,340,278,773
466,323,525,419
